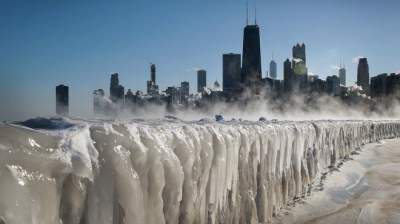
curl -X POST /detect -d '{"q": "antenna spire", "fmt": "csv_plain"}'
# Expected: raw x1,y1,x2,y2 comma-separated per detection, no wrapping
255,1,257,25
246,1,249,25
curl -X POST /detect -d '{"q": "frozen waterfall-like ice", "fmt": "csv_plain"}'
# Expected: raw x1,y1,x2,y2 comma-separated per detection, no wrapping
0,119,400,224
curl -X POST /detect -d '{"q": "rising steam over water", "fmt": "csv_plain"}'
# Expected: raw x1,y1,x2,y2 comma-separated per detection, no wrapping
0,117,400,224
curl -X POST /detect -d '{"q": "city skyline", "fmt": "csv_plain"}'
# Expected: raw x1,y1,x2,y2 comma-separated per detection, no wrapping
1,0,400,120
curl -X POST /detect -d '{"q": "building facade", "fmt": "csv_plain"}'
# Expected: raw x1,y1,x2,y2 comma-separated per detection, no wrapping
93,89,105,114
56,84,69,116
150,63,156,84
283,58,292,93
269,60,277,79
292,43,308,77
110,73,125,102
326,75,341,95
357,58,370,95
371,73,400,98
180,81,190,105
147,64,159,96
223,53,242,94
242,24,262,87
292,43,306,63
197,69,207,93
339,67,346,86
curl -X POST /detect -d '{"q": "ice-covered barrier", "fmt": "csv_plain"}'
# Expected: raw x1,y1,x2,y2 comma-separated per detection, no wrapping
0,119,400,224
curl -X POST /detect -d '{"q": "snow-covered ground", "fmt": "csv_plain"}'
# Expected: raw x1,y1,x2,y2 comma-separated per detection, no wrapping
273,138,400,224
0,118,399,224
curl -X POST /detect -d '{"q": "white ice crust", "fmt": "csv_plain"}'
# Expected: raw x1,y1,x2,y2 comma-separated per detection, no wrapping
0,119,399,224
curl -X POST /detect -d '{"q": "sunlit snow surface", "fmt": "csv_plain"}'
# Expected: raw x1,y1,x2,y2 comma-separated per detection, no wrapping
0,117,400,224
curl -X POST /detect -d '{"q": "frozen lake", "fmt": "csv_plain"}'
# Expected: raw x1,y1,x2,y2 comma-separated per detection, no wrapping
274,139,400,224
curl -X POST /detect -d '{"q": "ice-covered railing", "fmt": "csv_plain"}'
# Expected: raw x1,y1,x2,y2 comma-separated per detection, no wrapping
0,119,400,224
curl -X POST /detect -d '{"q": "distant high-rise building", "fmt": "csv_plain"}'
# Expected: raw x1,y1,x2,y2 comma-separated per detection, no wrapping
125,89,134,103
326,75,341,95
214,80,221,90
269,59,277,79
223,53,242,94
110,73,118,94
370,73,387,98
283,59,292,92
292,43,306,63
339,66,346,86
242,24,262,87
147,80,153,95
110,73,125,102
309,78,327,93
370,73,400,98
150,63,156,83
165,86,180,105
147,64,159,95
357,58,370,95
197,69,207,93
56,84,69,116
292,43,308,76
93,89,105,114
291,43,308,92
180,81,189,104
386,73,400,96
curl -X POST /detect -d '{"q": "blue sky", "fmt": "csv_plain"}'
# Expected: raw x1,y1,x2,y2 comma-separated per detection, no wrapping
1,0,399,120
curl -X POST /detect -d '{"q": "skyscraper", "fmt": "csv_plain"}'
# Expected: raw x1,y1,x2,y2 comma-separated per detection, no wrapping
339,66,346,86
93,89,106,115
269,59,277,79
110,73,125,102
370,73,387,98
283,58,292,93
56,84,69,116
242,24,262,87
125,89,134,103
326,75,340,95
292,43,306,63
147,64,159,95
165,86,179,105
357,58,370,95
180,81,189,105
150,63,156,83
292,43,307,76
147,80,153,95
223,53,242,94
386,73,400,96
197,69,207,93
291,43,308,92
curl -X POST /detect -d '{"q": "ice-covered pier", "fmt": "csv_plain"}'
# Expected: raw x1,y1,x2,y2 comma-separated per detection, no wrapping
0,118,399,224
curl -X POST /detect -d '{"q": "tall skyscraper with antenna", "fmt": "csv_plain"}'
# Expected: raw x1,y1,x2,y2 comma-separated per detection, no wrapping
242,2,262,90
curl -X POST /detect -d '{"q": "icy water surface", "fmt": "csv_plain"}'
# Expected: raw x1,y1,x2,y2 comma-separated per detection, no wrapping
274,139,400,224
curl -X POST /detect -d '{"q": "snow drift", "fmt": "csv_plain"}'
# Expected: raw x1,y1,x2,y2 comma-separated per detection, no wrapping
0,118,400,224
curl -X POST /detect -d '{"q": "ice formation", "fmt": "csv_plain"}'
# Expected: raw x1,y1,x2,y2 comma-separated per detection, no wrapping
0,118,400,224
